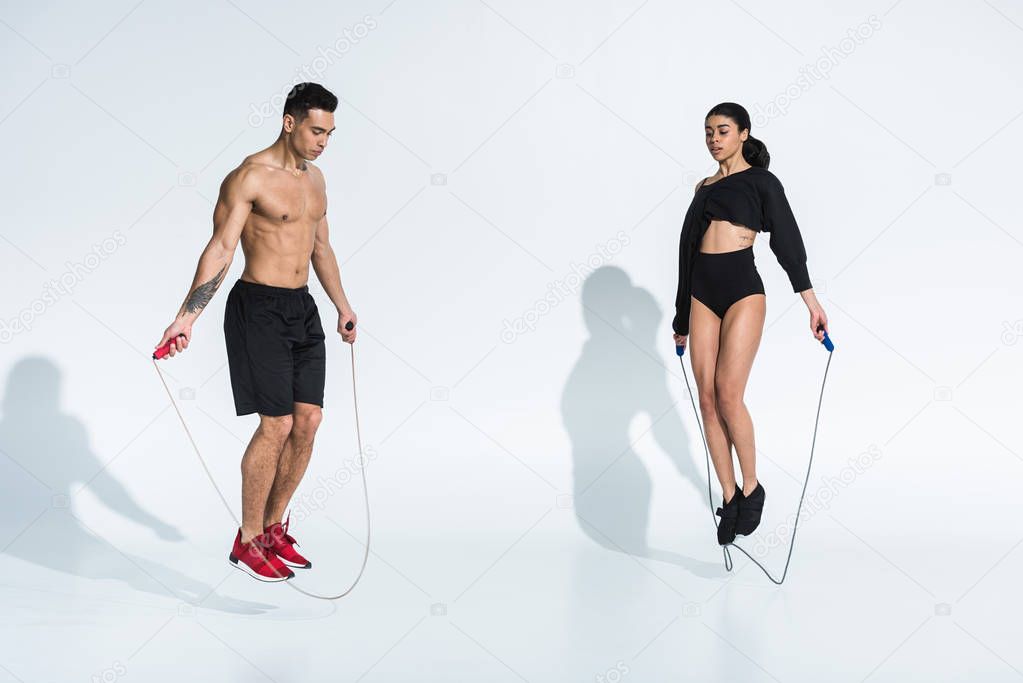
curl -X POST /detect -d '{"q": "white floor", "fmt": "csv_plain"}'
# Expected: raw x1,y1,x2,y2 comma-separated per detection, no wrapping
1,491,1018,682
2,1,1021,677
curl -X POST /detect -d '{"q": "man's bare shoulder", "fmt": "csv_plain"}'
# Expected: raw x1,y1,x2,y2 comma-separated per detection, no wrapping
220,155,275,192
306,162,326,187
235,153,279,179
233,153,322,182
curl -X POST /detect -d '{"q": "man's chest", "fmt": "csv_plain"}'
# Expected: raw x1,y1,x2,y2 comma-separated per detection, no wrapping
251,178,326,224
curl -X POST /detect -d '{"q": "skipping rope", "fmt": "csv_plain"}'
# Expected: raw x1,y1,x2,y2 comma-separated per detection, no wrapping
151,323,370,601
676,323,834,584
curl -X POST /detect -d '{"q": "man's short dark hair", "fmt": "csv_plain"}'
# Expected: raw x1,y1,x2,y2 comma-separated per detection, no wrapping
283,82,338,123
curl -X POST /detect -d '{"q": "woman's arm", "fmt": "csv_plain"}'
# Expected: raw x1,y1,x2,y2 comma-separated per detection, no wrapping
761,173,827,341
761,173,812,293
672,178,708,341
672,231,692,337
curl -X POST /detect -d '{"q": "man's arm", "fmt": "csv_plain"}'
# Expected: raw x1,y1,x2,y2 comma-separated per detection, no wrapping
311,210,357,343
155,167,256,355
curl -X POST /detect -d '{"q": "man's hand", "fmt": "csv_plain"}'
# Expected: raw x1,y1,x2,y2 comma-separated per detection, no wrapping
339,309,357,344
155,320,192,358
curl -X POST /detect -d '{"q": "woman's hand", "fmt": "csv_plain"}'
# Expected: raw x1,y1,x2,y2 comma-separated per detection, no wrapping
809,306,828,342
673,333,688,349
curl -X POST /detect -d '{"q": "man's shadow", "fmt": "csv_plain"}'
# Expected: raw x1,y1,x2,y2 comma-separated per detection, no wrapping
0,356,275,614
561,266,723,578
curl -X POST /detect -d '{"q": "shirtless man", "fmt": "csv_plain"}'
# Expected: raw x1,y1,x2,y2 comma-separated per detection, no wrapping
155,82,357,582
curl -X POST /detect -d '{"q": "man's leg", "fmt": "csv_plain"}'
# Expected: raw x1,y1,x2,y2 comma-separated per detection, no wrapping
240,413,293,543
264,402,323,527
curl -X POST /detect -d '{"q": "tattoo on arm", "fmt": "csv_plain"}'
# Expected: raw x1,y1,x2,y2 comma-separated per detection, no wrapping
185,265,227,314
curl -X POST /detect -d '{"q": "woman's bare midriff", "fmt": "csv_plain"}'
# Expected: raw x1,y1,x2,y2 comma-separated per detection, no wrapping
699,218,757,254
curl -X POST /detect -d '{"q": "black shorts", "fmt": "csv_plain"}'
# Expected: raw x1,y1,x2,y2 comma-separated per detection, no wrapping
691,246,765,319
224,279,326,417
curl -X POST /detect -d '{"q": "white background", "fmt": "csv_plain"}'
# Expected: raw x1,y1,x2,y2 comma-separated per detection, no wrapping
1,1,1021,681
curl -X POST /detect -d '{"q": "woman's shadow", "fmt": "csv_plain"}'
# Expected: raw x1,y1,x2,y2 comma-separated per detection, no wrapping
561,266,723,578
0,356,275,614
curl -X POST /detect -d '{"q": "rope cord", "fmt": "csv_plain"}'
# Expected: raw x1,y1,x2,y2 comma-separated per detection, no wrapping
152,342,370,600
678,345,833,584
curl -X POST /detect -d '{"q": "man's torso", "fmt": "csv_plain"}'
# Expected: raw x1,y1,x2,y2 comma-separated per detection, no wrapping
237,151,327,289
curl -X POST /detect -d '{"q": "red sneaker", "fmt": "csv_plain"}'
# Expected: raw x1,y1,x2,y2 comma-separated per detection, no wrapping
229,529,294,582
264,513,311,569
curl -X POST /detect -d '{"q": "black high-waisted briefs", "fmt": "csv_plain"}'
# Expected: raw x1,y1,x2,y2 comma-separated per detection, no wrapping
224,279,326,417
690,246,765,320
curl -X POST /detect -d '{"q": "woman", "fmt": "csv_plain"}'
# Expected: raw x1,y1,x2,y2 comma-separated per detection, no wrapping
672,102,828,546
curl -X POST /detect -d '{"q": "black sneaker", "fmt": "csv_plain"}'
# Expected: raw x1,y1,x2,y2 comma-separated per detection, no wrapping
715,484,743,545
735,482,766,536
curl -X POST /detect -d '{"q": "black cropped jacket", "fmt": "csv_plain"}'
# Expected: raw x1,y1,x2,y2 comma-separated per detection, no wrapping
673,166,812,336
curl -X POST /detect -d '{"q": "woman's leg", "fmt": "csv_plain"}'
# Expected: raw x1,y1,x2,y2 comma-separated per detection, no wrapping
715,293,766,496
688,296,737,502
